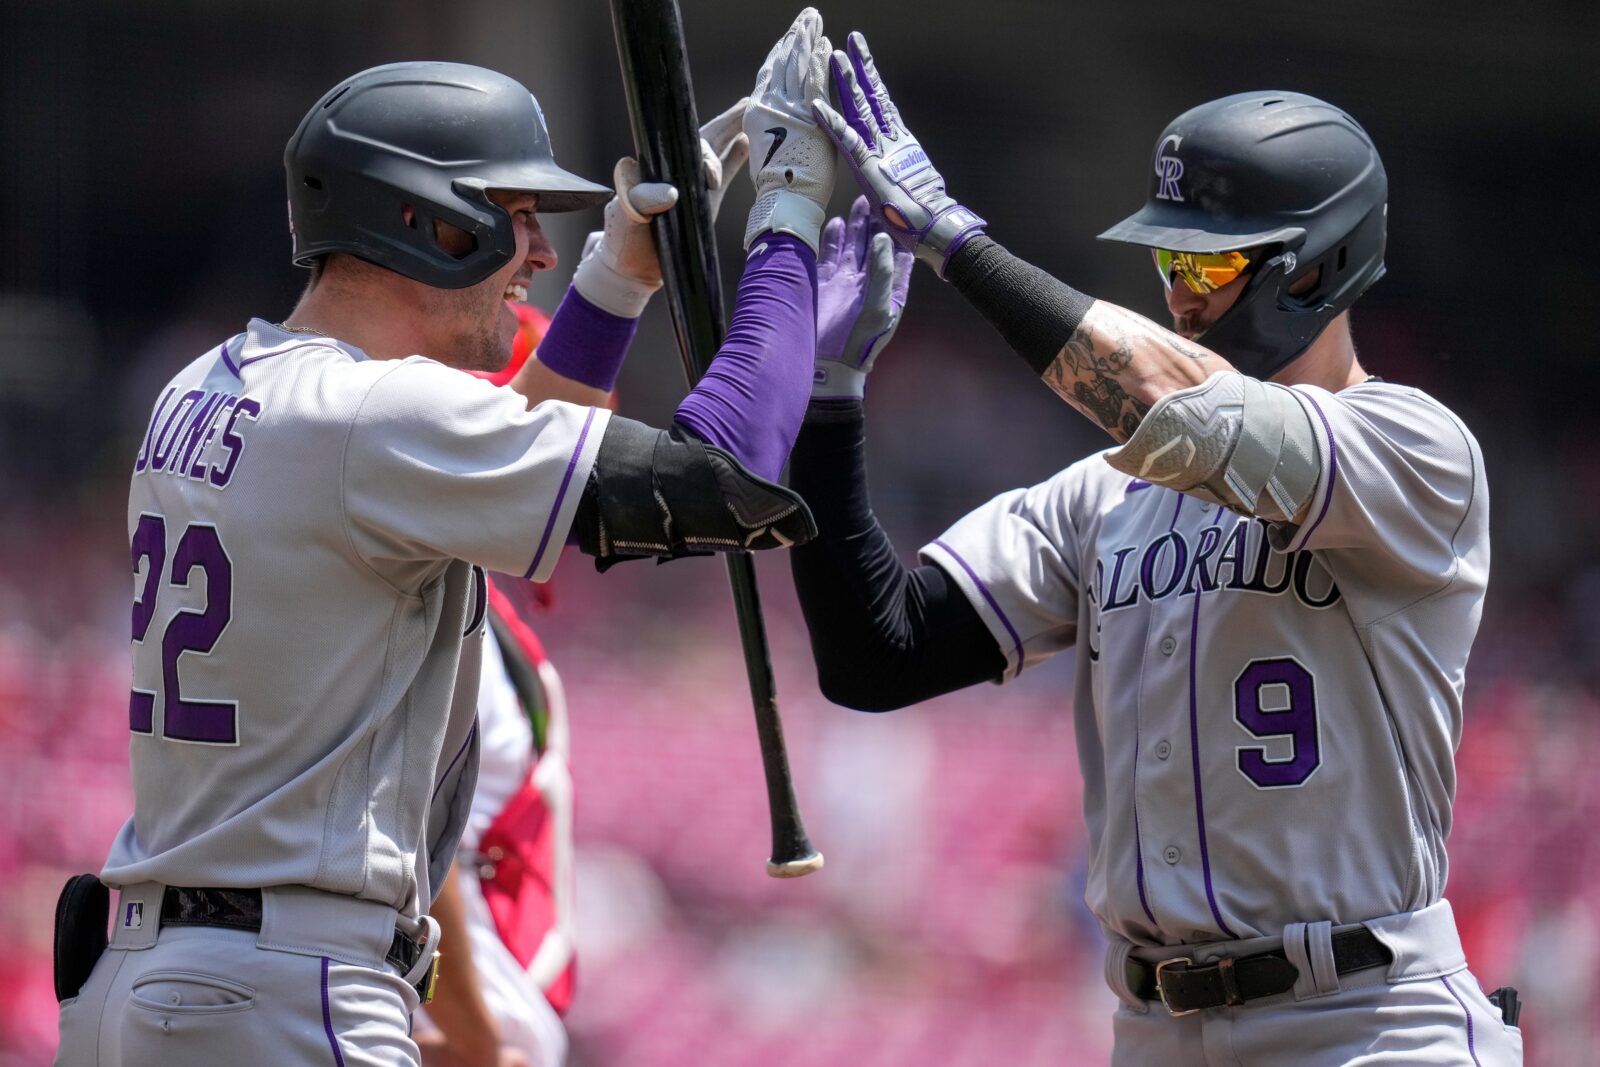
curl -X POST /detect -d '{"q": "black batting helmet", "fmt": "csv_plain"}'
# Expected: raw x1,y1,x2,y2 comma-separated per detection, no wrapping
285,62,611,290
1099,91,1387,379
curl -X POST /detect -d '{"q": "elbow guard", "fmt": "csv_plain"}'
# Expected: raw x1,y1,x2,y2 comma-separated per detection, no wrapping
1105,372,1319,522
573,416,817,570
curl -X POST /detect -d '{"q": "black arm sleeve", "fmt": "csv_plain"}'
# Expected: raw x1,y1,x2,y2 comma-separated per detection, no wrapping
789,399,1006,711
944,235,1095,377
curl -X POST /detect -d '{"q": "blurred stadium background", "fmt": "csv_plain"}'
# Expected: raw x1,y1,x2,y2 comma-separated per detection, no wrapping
2,0,1597,1063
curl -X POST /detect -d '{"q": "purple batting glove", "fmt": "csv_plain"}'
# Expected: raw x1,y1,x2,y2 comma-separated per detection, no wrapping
811,31,985,278
814,195,914,399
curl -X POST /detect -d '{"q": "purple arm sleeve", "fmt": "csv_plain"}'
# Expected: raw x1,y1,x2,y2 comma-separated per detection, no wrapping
534,285,640,393
673,234,818,482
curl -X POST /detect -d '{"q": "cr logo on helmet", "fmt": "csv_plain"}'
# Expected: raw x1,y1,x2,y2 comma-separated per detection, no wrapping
1155,135,1185,202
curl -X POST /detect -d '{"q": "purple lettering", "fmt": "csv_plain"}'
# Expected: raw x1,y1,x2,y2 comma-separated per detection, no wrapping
129,690,155,735
1181,525,1224,595
1102,546,1141,611
1139,531,1188,600
1216,520,1253,589
173,393,224,475
130,513,166,642
130,512,166,734
161,524,236,744
1240,519,1293,594
209,398,262,488
1292,552,1342,609
1087,559,1103,662
148,390,203,472
187,395,236,481
134,387,178,474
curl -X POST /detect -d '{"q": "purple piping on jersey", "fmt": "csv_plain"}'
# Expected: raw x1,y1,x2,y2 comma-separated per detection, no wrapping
1440,975,1481,1067
1132,491,1190,927
321,957,347,1067
524,405,598,580
1183,493,1239,939
220,341,239,377
239,341,335,369
1296,392,1339,551
432,719,479,804
930,538,1026,671
1133,808,1157,925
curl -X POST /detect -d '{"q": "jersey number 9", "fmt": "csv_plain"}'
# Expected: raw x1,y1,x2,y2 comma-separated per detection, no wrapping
1233,657,1320,788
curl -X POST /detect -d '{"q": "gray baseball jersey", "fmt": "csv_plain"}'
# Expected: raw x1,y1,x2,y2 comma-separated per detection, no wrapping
922,380,1488,946
102,318,609,918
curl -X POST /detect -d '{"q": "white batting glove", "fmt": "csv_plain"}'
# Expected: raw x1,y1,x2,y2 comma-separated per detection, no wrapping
814,196,913,398
743,7,835,252
573,99,751,318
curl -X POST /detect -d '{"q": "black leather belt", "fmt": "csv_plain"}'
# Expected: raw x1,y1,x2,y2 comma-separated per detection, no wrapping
159,886,438,1003
1128,927,1392,1015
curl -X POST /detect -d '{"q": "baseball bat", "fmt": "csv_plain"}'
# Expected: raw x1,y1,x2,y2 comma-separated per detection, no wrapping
609,0,823,879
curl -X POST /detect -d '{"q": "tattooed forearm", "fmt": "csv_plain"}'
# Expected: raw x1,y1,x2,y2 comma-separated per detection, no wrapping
1040,302,1229,442
1165,333,1210,361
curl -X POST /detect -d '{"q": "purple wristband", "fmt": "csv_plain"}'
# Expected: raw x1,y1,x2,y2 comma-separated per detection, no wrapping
674,234,818,482
534,286,639,393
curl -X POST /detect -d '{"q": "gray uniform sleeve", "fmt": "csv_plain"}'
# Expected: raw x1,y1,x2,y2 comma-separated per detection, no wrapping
342,359,611,585
919,472,1083,681
1274,383,1485,591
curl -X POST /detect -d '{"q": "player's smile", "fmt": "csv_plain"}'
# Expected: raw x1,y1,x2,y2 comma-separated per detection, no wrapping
470,190,555,372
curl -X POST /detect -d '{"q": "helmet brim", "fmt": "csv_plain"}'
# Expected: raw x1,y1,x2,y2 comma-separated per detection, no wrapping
457,165,612,213
1097,204,1304,254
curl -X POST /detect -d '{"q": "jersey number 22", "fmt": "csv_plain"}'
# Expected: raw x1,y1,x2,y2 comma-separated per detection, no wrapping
130,513,237,745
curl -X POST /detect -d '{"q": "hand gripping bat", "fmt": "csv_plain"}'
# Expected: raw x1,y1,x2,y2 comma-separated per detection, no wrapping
610,0,823,878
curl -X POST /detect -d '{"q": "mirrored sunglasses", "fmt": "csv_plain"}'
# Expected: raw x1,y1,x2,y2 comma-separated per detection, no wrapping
1153,248,1253,294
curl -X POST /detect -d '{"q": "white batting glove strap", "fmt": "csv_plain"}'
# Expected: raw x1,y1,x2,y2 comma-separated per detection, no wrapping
743,8,835,249
812,360,867,399
746,189,827,252
573,245,657,318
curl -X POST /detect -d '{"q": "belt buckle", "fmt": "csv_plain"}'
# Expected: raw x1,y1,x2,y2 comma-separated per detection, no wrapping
416,951,441,1005
1155,956,1200,1017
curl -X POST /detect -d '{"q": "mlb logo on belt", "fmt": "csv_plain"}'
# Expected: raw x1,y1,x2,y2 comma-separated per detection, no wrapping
123,901,143,929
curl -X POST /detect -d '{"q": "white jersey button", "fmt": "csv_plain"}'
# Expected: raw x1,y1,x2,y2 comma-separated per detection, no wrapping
1159,635,1177,655
1155,740,1172,760
1163,846,1181,865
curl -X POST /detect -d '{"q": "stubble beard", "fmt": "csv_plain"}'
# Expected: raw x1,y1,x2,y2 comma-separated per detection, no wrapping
423,284,509,373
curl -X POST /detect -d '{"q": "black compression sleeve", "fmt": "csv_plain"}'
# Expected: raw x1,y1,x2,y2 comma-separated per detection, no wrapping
789,399,1006,711
944,235,1095,376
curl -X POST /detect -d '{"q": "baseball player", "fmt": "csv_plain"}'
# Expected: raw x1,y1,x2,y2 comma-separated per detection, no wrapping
54,11,841,1063
788,29,1521,1065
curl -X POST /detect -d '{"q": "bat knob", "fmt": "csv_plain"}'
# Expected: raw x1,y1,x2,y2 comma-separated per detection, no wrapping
766,849,825,878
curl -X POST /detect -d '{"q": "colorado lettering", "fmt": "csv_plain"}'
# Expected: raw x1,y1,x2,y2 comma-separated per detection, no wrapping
1097,516,1341,614
134,386,263,489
